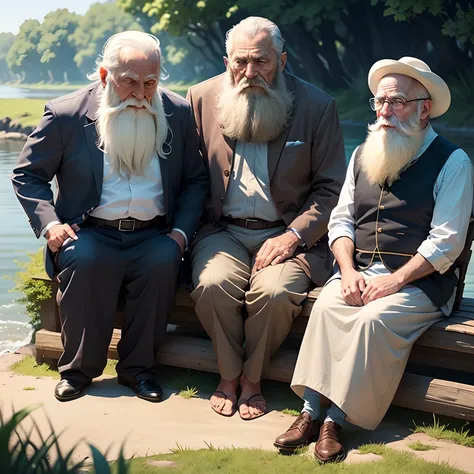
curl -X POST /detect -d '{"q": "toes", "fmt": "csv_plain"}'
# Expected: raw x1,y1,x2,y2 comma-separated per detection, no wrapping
239,403,251,419
222,399,235,415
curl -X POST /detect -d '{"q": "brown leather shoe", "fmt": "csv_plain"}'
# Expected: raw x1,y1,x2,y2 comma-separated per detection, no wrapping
274,412,320,452
314,421,345,463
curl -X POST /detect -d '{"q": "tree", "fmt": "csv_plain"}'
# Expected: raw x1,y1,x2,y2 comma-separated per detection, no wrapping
0,33,15,82
36,9,81,82
6,20,44,82
71,2,142,77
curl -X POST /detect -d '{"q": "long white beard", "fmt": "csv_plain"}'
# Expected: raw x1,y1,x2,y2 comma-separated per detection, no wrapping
360,112,425,186
215,68,293,143
95,82,170,176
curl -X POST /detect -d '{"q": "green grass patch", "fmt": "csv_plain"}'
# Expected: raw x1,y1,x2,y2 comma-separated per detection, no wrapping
11,356,59,379
179,386,199,399
103,359,118,376
413,415,474,447
22,386,35,391
407,441,436,451
116,446,465,473
357,443,387,456
0,99,47,127
281,408,299,416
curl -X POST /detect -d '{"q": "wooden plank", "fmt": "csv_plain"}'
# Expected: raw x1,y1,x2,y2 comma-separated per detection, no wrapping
393,373,474,421
409,345,474,374
35,329,474,421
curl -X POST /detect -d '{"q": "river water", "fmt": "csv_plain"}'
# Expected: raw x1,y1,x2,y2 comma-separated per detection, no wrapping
0,85,473,354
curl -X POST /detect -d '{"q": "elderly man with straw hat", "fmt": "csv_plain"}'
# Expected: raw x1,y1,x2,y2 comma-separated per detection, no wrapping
274,57,473,462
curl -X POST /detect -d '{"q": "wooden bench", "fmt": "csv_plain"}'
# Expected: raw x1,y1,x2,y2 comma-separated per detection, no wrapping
35,276,474,422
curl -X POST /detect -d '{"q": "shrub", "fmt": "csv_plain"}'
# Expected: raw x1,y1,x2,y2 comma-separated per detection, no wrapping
11,249,50,331
0,405,130,473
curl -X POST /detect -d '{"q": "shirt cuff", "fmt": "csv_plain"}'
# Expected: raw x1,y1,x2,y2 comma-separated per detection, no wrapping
287,227,306,248
172,228,189,251
417,240,454,274
328,228,355,249
40,221,61,238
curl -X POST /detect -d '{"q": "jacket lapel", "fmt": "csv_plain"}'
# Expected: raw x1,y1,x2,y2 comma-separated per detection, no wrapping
84,84,103,198
267,73,297,182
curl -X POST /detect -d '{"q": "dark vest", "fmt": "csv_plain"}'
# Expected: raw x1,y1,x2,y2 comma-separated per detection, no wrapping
354,136,459,308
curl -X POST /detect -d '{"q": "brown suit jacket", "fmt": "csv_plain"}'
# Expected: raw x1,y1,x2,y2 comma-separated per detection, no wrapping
187,72,345,285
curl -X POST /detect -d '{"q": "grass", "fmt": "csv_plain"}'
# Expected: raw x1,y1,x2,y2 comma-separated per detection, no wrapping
113,445,465,473
0,98,47,127
11,356,59,379
281,408,299,416
11,356,118,378
0,83,190,129
413,415,474,447
179,386,199,399
22,386,35,391
408,441,437,451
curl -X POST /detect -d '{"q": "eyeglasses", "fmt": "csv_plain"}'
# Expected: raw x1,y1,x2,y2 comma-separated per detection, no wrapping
369,97,430,112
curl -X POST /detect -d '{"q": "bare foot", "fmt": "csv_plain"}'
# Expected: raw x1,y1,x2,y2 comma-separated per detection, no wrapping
238,375,267,420
210,377,239,416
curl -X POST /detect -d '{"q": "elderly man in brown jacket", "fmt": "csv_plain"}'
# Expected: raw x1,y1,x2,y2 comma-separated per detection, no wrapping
187,16,345,419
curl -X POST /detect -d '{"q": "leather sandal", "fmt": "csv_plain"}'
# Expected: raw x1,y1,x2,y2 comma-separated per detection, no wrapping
210,390,237,417
238,393,267,420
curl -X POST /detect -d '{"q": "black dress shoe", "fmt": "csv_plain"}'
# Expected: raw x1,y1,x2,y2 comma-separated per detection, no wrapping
118,377,163,402
54,379,91,402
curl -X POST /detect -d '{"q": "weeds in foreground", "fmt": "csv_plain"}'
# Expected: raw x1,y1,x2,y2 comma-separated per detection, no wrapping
22,386,35,391
413,414,474,447
179,386,199,399
0,405,130,473
407,440,437,451
281,408,299,416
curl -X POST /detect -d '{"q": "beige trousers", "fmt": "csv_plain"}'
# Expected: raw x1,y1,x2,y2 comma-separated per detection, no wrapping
191,224,312,383
291,277,443,430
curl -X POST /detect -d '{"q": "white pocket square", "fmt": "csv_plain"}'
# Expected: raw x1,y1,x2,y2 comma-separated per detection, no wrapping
285,140,305,147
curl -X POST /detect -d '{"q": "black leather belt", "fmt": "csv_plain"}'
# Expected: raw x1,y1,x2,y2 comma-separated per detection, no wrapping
84,215,167,232
221,216,285,230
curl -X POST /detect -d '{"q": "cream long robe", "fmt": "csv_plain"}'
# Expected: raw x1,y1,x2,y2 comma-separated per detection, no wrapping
291,127,474,430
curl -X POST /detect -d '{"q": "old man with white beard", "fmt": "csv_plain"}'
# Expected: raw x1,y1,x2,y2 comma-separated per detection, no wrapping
12,31,208,402
187,17,346,420
275,57,473,463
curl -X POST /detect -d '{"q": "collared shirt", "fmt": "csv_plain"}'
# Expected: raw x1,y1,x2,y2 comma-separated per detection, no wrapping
44,151,188,247
328,125,473,314
91,151,165,220
222,141,281,222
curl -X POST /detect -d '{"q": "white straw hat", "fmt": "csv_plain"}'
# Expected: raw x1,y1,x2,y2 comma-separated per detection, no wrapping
368,56,451,118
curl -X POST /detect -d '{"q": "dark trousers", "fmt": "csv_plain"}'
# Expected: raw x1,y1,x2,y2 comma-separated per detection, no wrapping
55,225,182,385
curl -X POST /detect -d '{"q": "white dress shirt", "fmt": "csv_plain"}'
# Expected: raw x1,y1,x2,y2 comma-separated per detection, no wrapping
328,125,474,314
44,151,188,247
91,152,165,220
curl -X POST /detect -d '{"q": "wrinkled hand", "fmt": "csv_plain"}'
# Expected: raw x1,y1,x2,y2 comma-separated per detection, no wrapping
340,268,366,306
361,274,403,305
167,230,186,256
45,223,80,253
253,232,299,273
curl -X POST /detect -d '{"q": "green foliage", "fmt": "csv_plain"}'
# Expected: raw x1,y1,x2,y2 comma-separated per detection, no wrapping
407,440,436,451
11,249,49,330
70,3,142,76
179,386,199,399
22,387,36,391
36,9,81,82
0,33,15,82
0,406,131,473
444,66,474,126
413,414,474,447
120,445,466,473
11,356,60,379
381,0,474,43
281,408,299,416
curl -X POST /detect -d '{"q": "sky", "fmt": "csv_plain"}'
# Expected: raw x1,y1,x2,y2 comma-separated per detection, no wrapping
0,0,107,35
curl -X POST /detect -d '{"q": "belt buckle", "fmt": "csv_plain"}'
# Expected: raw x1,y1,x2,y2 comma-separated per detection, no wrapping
244,218,260,228
118,218,136,232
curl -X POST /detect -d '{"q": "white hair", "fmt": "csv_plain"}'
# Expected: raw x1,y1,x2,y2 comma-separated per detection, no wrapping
88,30,162,81
225,17,284,58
